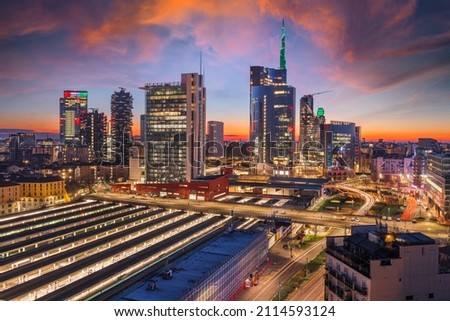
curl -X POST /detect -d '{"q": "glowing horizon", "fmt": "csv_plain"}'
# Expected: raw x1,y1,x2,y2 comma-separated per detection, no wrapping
1,1,449,143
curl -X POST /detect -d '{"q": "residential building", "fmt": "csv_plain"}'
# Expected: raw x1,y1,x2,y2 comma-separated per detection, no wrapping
426,153,450,222
413,148,427,188
85,108,107,161
0,182,20,215
16,176,68,210
371,156,413,184
325,225,450,301
142,72,206,183
111,88,133,166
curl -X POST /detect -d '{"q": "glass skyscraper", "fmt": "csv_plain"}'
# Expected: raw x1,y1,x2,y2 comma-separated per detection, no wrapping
142,73,206,183
59,90,88,146
249,20,295,167
321,121,356,170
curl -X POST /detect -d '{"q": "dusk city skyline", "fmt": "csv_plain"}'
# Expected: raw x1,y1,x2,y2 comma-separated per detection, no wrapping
1,0,450,142
2,1,450,306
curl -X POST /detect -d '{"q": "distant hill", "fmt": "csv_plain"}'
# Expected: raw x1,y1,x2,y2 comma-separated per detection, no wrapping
0,129,59,140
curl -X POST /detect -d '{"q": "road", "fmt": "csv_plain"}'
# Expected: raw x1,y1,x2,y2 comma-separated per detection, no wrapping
288,266,325,301
90,193,450,239
236,228,344,301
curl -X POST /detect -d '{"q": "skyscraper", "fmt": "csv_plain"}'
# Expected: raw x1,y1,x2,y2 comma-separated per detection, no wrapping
142,73,206,183
111,88,133,166
85,108,107,161
321,121,356,170
59,90,88,146
299,94,316,153
207,121,224,158
296,99,326,177
249,20,295,168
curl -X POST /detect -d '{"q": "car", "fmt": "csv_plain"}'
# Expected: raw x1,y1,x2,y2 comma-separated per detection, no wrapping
332,215,338,220
396,217,401,222
355,218,360,222
387,216,392,221
412,219,418,224
340,216,347,220
381,216,387,220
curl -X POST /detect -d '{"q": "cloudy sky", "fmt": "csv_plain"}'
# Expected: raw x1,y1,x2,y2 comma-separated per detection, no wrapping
1,0,449,141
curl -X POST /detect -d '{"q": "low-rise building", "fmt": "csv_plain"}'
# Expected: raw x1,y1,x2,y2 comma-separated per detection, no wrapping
16,176,69,210
325,225,450,301
371,156,413,184
115,227,268,301
0,182,21,215
132,174,229,201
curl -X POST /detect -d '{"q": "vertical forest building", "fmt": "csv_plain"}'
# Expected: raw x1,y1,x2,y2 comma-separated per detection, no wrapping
111,88,133,166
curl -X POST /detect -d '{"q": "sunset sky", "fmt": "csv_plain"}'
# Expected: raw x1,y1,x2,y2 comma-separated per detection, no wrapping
0,0,449,141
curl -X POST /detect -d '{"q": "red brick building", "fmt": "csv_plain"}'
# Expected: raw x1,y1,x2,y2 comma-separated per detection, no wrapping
112,175,229,201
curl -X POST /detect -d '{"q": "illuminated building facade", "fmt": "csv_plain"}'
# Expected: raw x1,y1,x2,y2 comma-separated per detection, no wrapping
59,90,88,146
250,20,295,168
413,148,427,188
0,182,20,215
297,96,325,177
142,73,206,183
16,176,69,210
321,121,356,170
299,95,315,150
85,108,107,161
111,88,133,166
426,153,450,222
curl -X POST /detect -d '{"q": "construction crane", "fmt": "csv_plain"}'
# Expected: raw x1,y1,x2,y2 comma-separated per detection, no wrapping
309,90,333,97
302,90,333,110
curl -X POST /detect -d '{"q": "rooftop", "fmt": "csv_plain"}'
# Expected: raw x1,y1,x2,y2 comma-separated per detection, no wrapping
16,176,63,183
119,228,265,301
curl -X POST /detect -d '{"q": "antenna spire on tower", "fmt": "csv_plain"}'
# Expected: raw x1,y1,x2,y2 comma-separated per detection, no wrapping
280,19,286,70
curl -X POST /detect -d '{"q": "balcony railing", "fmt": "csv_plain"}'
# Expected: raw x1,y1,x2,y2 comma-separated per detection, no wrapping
325,266,368,296
326,247,371,277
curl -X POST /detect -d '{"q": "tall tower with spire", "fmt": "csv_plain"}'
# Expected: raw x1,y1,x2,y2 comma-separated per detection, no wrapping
249,19,296,175
280,19,286,70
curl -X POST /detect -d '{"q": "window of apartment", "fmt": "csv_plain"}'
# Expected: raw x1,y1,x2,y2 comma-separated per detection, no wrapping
380,259,391,266
428,293,434,299
406,295,413,300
